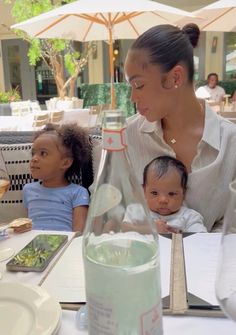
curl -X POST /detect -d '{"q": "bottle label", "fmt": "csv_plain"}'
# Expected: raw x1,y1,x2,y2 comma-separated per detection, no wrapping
87,295,162,335
140,303,162,335
103,128,127,151
87,295,118,334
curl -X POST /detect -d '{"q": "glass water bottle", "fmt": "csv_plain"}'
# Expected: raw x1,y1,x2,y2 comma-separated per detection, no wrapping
215,179,236,321
83,110,163,335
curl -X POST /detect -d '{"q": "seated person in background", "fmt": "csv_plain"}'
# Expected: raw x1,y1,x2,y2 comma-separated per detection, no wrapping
23,123,90,232
232,90,236,102
195,73,225,103
124,156,207,234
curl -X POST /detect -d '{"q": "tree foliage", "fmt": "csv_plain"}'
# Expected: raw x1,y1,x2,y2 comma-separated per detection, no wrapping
5,0,93,98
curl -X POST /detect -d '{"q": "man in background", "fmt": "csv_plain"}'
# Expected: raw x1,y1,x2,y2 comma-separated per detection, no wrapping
195,73,225,103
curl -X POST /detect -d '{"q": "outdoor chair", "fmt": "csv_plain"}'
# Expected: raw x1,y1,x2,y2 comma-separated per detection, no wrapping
50,110,64,124
10,101,31,116
32,111,50,129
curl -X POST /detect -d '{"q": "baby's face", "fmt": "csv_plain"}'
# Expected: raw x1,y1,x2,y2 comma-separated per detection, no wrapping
144,169,185,216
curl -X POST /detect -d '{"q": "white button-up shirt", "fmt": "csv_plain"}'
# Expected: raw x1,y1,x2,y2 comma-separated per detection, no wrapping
126,105,236,231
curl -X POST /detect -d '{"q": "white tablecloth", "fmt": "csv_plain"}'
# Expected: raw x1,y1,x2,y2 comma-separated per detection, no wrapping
0,109,97,131
0,230,74,285
62,108,97,128
0,115,34,131
59,310,236,335
1,231,236,334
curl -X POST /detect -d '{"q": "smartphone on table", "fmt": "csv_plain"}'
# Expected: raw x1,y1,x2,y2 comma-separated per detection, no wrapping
6,234,68,272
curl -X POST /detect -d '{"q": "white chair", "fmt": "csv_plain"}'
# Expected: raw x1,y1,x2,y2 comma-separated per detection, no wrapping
73,98,84,108
32,111,50,129
10,101,31,116
29,101,41,113
50,110,64,124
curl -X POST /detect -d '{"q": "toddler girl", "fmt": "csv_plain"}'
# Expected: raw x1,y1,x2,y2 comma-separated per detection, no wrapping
23,123,91,232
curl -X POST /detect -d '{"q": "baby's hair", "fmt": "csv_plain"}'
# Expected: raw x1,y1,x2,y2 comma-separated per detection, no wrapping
143,156,188,191
34,123,91,180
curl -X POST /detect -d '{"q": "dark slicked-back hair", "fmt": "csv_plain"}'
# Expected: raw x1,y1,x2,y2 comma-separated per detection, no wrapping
131,23,200,83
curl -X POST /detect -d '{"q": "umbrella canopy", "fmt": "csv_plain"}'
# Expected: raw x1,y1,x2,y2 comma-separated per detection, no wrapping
12,0,194,108
199,0,236,31
177,0,236,32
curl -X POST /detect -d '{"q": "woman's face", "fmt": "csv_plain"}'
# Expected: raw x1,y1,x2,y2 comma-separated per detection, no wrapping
124,49,173,122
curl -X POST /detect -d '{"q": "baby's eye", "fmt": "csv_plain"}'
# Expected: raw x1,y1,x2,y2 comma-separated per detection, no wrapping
169,192,177,197
151,191,158,196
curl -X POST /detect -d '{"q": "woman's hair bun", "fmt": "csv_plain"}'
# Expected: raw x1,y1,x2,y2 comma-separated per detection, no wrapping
182,23,200,48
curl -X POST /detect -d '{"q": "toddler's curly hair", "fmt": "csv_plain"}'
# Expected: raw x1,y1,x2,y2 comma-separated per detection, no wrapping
34,123,91,180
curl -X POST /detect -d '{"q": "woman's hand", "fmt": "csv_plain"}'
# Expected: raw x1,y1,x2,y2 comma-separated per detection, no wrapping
154,219,181,234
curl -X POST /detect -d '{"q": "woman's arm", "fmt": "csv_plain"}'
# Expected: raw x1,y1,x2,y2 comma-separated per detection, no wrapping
72,206,88,233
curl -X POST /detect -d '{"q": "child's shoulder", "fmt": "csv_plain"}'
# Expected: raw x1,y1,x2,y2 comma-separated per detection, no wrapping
68,183,89,194
23,180,40,190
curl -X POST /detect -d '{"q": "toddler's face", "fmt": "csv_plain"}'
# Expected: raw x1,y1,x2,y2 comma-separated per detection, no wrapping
30,133,69,181
144,169,184,216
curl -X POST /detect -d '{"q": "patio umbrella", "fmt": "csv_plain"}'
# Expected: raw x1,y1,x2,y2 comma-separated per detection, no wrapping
177,0,236,32
11,0,194,108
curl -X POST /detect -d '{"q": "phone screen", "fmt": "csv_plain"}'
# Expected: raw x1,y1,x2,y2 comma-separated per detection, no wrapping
6,234,68,272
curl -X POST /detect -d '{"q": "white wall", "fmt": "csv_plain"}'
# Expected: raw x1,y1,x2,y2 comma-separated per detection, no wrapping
0,42,5,91
88,42,104,84
205,32,224,80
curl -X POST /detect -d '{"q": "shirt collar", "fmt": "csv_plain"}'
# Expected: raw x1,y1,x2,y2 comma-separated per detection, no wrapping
202,103,220,150
137,103,221,150
138,116,158,133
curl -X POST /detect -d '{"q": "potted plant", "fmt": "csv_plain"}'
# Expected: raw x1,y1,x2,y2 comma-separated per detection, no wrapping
0,88,21,103
0,88,21,115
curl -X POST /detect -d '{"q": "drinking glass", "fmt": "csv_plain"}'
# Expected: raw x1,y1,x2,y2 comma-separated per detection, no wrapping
0,163,14,262
215,179,236,321
0,166,10,199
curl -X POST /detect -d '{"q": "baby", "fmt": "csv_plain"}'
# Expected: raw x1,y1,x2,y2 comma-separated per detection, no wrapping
124,156,207,233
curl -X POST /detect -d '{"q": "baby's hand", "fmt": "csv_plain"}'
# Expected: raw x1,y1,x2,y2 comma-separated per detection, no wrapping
154,219,181,234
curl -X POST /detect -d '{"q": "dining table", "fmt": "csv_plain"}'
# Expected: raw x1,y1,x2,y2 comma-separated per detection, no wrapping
0,229,236,334
0,114,34,131
61,108,98,128
0,108,97,131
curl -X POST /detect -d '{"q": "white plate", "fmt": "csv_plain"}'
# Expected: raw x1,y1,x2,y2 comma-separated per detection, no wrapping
0,282,61,335
0,247,14,262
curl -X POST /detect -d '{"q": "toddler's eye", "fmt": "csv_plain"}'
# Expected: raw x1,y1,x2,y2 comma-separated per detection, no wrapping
169,192,177,197
134,82,144,90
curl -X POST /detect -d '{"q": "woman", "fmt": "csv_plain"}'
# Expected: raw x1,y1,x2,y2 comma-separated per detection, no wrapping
124,23,236,232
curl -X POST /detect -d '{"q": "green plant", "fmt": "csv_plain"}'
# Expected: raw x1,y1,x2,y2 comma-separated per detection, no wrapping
0,89,21,103
5,0,94,98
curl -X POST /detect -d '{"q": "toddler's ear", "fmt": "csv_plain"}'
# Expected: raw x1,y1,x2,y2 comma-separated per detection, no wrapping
62,157,73,170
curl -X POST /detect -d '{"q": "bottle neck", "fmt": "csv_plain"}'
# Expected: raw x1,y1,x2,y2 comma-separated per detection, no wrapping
102,127,127,151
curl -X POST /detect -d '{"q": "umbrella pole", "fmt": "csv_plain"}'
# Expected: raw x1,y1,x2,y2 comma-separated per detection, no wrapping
108,27,115,109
